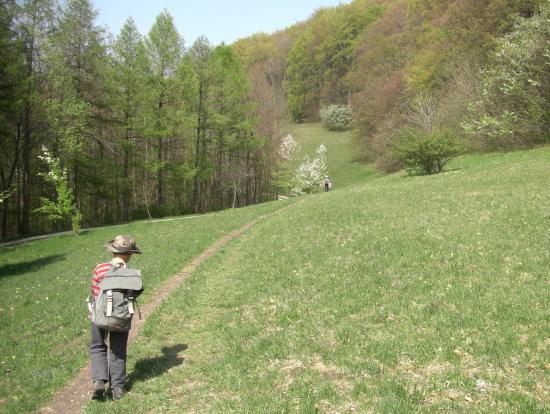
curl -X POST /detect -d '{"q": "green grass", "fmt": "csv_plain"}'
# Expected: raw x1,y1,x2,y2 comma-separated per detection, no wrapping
2,123,550,413
83,145,549,413
0,201,288,413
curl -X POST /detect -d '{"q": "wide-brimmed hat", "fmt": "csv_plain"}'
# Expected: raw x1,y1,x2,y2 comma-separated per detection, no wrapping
105,235,142,254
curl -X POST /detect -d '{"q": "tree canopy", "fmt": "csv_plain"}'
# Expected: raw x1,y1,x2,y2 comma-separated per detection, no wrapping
2,0,548,239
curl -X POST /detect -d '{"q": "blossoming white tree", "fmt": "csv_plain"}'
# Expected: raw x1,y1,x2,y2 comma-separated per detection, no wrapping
35,146,82,234
275,134,300,197
279,134,299,161
290,144,328,196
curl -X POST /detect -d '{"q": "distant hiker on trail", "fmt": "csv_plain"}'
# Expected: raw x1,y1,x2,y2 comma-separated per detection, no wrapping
87,235,143,401
324,176,332,192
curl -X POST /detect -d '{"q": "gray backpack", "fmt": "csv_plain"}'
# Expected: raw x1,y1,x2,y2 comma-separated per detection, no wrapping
88,265,143,332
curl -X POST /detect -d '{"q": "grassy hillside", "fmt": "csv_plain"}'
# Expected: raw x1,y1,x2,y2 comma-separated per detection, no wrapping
1,124,549,412
84,145,548,412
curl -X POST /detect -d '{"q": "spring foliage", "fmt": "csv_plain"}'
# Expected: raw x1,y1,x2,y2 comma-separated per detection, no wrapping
235,0,548,173
3,0,550,238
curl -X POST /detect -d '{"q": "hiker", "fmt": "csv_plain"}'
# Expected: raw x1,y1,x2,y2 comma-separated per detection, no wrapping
88,235,143,401
324,176,332,192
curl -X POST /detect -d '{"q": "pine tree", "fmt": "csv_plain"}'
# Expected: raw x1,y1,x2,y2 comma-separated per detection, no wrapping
16,0,55,235
145,10,183,210
208,45,257,209
0,0,24,239
112,17,150,221
188,35,212,213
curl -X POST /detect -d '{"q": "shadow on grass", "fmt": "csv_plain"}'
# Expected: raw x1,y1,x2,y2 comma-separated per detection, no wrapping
0,254,66,278
0,227,100,249
127,344,187,390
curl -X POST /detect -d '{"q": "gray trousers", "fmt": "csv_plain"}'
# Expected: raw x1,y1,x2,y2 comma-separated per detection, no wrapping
90,323,129,387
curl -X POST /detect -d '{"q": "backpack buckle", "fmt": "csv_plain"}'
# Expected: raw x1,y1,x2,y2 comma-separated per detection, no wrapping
128,300,135,315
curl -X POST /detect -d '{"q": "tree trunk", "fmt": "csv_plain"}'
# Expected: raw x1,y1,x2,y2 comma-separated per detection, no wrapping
16,156,22,233
122,140,130,222
1,168,9,240
216,137,223,209
199,135,208,213
114,151,120,221
157,136,163,207
192,84,203,213
1,120,22,240
192,132,200,213
94,141,103,225
143,137,152,220
1,198,8,240
19,104,31,236
132,137,137,212
245,150,251,206
157,99,164,209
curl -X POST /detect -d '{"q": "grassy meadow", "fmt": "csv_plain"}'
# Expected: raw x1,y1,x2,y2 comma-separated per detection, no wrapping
1,124,549,413
83,145,549,413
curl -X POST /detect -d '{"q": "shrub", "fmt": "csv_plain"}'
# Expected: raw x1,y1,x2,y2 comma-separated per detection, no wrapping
320,105,353,130
394,128,462,175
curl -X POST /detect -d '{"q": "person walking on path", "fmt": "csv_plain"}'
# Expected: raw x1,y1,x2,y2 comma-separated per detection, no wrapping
324,176,332,192
88,235,143,401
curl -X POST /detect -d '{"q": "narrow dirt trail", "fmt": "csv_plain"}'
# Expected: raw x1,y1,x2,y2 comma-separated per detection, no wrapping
40,206,288,414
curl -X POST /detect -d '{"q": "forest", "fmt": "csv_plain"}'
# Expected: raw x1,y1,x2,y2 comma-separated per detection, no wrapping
0,0,278,240
1,0,549,240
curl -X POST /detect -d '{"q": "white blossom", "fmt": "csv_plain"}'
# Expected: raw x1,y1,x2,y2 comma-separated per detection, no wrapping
0,191,9,203
279,134,299,160
38,146,65,183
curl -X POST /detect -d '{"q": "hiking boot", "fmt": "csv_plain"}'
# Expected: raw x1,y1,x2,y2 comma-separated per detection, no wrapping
110,386,125,400
91,380,105,400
